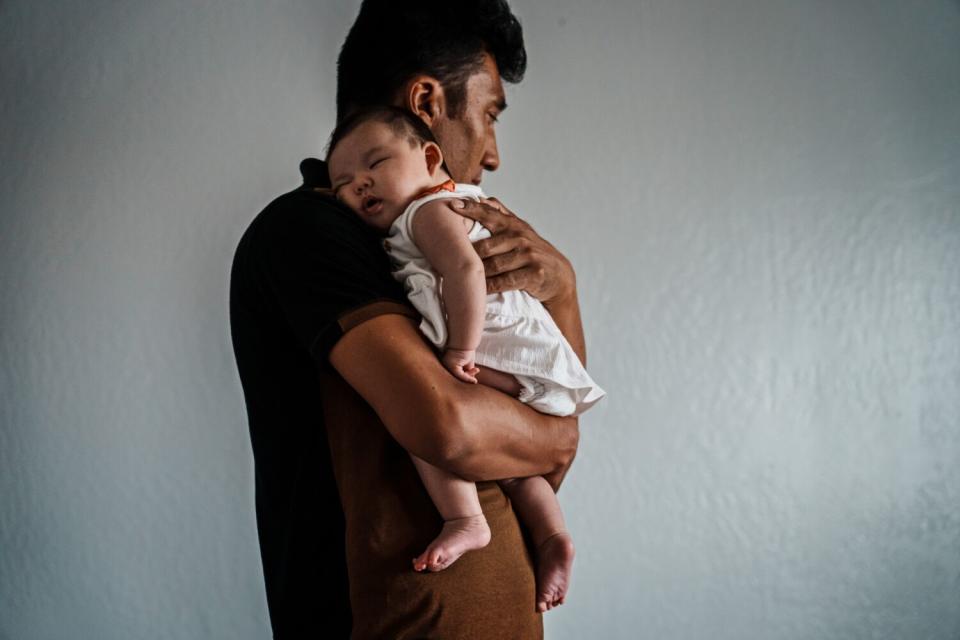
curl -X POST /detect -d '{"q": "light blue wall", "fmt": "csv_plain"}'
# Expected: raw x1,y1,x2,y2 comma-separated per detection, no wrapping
2,2,958,638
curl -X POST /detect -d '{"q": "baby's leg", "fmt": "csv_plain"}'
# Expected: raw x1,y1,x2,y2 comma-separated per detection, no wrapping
498,476,575,613
410,455,491,572
475,366,523,396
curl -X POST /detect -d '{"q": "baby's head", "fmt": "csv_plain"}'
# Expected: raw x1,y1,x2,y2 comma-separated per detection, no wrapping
326,106,449,233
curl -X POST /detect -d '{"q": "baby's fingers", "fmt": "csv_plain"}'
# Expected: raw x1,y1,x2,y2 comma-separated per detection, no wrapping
454,367,479,384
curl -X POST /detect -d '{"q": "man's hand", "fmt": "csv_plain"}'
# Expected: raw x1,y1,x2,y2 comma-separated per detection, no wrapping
543,449,577,493
452,196,587,366
451,197,577,306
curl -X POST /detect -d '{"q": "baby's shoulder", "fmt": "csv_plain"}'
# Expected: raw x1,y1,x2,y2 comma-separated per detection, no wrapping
411,197,474,231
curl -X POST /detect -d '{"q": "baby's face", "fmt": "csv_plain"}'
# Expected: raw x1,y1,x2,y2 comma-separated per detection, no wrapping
328,121,437,233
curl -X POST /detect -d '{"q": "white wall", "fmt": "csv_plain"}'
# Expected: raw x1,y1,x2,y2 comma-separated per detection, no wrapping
2,1,958,639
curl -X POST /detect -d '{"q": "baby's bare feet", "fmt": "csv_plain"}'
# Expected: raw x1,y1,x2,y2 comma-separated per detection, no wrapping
535,532,575,613
412,514,491,573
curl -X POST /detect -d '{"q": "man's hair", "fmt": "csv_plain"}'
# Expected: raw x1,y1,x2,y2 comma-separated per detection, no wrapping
336,0,526,121
324,105,440,163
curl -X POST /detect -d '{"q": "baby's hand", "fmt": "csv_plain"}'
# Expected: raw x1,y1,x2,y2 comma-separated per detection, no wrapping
442,348,480,384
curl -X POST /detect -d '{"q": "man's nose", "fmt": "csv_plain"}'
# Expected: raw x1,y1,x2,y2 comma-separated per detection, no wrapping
482,140,500,172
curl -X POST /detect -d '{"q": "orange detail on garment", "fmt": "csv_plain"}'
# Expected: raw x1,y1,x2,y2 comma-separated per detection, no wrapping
412,179,456,200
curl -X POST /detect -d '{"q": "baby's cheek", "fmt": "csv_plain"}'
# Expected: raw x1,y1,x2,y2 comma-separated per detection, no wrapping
340,197,359,216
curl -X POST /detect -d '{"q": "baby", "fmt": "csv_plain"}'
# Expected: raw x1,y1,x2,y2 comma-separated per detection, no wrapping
325,106,605,613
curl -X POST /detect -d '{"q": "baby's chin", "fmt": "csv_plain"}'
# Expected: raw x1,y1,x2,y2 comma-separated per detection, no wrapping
350,207,400,235
371,218,395,236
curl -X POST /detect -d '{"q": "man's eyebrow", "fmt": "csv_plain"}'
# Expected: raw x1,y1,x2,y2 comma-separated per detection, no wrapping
494,97,507,112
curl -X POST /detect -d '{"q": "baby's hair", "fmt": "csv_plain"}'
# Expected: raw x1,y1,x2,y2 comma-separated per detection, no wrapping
325,105,440,163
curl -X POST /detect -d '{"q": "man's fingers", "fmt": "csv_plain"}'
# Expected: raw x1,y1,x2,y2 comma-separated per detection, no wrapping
486,267,540,294
452,198,512,232
481,196,515,216
473,234,528,261
482,247,532,277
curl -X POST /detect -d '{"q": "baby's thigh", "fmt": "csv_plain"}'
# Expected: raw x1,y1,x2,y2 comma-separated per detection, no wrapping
475,367,522,397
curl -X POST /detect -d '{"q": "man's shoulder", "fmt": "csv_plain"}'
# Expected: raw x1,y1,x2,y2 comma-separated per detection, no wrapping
247,186,342,236
234,185,367,263
234,157,347,247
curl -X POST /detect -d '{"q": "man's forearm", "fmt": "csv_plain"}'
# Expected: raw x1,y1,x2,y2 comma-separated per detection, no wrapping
439,380,579,487
331,314,579,487
543,286,587,366
443,281,586,487
330,313,580,490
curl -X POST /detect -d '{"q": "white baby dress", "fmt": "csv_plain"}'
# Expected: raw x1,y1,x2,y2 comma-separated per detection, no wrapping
383,182,605,417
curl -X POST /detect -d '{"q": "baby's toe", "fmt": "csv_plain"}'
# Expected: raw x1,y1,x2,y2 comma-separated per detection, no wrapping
431,555,454,572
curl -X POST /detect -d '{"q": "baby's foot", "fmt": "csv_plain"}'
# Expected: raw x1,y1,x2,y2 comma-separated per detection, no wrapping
412,514,491,572
535,532,575,613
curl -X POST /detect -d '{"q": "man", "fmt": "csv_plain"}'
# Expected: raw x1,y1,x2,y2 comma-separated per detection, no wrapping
230,1,584,637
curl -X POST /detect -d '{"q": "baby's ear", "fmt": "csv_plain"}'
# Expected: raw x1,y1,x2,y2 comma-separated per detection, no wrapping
424,142,444,176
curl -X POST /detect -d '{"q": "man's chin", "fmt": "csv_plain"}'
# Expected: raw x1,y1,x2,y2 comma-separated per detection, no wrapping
448,168,482,185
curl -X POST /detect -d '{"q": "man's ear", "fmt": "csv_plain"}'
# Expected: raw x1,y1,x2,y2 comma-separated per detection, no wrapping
403,75,445,127
423,142,444,177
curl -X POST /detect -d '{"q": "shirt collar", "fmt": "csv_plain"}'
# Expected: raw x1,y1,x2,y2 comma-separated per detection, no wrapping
299,158,330,189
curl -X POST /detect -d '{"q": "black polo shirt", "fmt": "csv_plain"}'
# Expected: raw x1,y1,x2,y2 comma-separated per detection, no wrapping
229,158,406,636
229,159,541,639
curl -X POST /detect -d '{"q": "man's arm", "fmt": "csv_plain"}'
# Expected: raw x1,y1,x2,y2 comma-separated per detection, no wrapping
254,187,578,492
329,313,579,487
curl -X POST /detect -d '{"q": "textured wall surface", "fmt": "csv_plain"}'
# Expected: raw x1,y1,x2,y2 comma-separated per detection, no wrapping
1,1,958,639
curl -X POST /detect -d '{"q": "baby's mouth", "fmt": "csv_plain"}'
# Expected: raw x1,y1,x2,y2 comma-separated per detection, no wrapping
362,195,383,215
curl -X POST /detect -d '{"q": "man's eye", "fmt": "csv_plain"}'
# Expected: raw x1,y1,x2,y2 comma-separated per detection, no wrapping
488,112,499,123
370,157,387,168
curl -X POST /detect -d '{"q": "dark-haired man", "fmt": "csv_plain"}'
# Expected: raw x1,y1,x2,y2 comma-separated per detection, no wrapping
230,2,583,637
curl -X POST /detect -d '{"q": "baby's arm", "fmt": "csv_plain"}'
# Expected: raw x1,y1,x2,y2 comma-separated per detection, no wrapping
411,199,486,383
